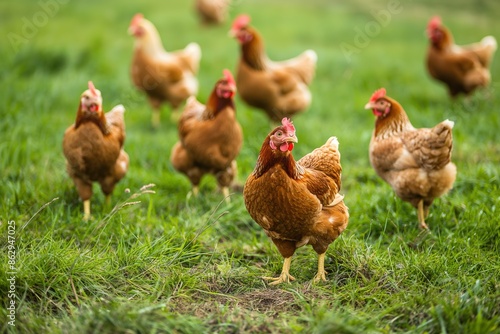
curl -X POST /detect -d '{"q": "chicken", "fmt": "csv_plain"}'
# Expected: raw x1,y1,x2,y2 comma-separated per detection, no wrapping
364,88,457,229
171,69,243,202
129,13,202,127
426,16,497,97
229,14,317,122
243,118,349,285
195,0,231,25
63,81,129,220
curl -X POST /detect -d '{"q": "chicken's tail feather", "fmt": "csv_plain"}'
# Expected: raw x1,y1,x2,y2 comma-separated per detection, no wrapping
304,49,318,63
325,136,339,150
482,36,497,51
185,42,202,61
111,104,126,114
441,119,455,129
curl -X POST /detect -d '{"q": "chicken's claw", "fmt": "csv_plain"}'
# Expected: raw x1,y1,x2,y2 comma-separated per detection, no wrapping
262,273,296,286
312,270,327,283
263,256,294,285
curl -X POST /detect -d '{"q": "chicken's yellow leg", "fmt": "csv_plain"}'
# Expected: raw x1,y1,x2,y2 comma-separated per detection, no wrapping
417,200,429,230
222,187,230,203
192,186,199,197
170,107,181,123
151,110,161,129
83,200,91,221
313,252,327,283
263,257,295,285
105,195,111,208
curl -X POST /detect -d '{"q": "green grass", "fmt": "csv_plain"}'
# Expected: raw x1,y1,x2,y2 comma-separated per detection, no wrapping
1,0,500,333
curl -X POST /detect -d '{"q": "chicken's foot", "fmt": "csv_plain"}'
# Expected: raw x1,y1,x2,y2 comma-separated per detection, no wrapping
417,200,429,230
263,257,295,285
83,200,91,221
313,252,328,283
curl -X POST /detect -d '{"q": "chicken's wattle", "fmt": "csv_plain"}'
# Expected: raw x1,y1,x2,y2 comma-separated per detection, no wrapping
280,143,294,152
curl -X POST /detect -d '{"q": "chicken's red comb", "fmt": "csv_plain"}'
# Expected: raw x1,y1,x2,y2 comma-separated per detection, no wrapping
223,69,235,86
88,81,98,97
282,117,295,135
427,16,441,32
370,88,386,102
232,14,250,31
130,13,143,28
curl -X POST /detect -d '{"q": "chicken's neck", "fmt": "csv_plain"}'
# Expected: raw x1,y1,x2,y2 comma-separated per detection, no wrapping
75,107,110,135
204,92,235,119
253,139,302,179
432,27,454,51
241,28,266,71
374,100,412,139
135,29,166,57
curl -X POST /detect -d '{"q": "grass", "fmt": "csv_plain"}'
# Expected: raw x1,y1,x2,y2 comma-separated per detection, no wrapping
1,0,499,333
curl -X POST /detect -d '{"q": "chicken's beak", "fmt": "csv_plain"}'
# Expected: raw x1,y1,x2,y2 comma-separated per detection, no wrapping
228,29,237,38
287,135,298,143
364,102,374,110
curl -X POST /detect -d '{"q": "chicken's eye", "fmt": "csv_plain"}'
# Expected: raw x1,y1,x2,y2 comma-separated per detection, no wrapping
275,131,283,137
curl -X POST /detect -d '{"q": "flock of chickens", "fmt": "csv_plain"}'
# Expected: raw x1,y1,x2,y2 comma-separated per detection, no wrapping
62,3,497,285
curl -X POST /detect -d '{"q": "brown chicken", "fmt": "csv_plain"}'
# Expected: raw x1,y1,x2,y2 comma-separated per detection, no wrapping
365,88,457,229
63,81,129,220
244,118,349,285
229,14,317,122
426,16,497,97
195,0,231,25
129,13,202,127
171,69,243,202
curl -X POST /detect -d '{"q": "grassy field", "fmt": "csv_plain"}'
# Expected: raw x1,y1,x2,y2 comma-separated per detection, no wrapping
1,0,500,333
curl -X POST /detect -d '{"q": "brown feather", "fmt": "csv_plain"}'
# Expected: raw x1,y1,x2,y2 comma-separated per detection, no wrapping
130,16,201,110
232,21,317,121
244,129,349,261
426,18,496,97
368,91,456,216
63,103,128,202
171,75,242,192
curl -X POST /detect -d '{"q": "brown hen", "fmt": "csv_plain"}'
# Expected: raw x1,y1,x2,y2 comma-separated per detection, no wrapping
244,118,349,285
171,69,243,202
365,88,457,229
63,81,129,220
129,13,201,127
230,14,317,122
426,16,497,97
195,0,231,25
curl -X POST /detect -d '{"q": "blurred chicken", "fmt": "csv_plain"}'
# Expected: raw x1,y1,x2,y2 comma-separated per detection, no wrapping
365,88,457,229
426,16,497,97
230,14,317,122
171,69,243,202
244,118,348,285
129,13,201,127
195,0,231,25
63,81,129,220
